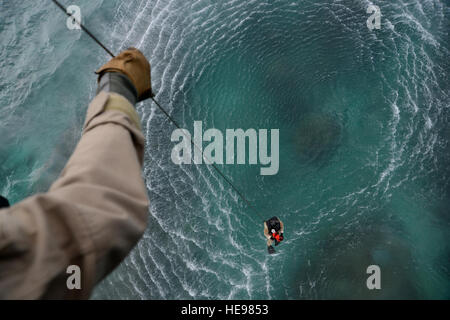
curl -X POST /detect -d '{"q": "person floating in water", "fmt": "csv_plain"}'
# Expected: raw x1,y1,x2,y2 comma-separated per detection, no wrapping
264,216,284,254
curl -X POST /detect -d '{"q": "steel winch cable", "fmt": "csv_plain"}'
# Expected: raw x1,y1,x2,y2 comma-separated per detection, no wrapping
51,0,266,223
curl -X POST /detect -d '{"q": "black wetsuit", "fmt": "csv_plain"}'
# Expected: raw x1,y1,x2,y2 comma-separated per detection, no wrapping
265,216,282,254
266,216,281,234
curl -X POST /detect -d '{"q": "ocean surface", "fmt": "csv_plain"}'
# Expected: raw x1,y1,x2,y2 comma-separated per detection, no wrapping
0,0,449,299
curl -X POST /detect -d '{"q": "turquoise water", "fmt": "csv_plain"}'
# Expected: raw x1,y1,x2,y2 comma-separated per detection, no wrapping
1,0,449,299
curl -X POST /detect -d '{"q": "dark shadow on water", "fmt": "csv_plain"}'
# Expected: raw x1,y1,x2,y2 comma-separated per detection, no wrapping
287,217,420,299
291,112,342,167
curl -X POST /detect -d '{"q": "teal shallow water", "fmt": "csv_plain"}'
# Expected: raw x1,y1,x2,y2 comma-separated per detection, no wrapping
0,0,449,299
